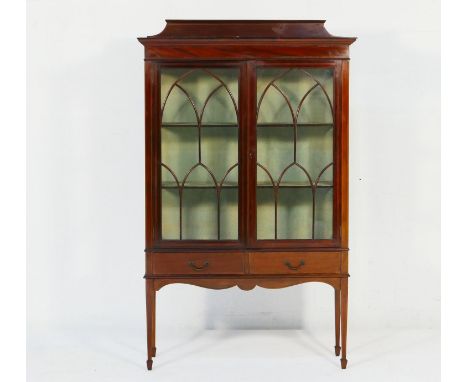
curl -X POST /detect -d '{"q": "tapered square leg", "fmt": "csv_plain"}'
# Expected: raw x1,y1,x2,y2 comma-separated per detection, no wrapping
146,359,153,371
340,277,348,369
334,287,341,356
146,280,156,370
152,289,156,357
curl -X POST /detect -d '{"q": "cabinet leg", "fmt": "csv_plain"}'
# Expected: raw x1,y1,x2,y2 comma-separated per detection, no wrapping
340,277,348,369
146,280,156,370
152,290,156,357
334,287,341,356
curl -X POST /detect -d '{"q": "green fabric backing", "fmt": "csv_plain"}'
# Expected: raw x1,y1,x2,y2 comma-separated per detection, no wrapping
256,68,334,239
160,68,239,240
159,67,334,241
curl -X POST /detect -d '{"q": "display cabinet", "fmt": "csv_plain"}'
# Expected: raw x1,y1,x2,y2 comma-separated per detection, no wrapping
138,20,356,370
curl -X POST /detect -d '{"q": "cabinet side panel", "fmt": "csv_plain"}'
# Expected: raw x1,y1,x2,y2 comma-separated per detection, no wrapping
145,61,154,247
340,61,349,248
145,62,160,276
154,65,162,242
146,62,161,245
341,251,349,274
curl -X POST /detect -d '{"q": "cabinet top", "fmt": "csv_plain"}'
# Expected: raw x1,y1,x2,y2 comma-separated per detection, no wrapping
138,20,356,43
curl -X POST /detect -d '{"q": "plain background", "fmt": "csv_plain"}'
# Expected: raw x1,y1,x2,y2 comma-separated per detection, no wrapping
27,0,440,380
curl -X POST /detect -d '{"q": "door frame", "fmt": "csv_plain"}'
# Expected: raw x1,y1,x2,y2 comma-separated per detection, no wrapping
145,59,348,252
148,61,248,250
246,60,346,249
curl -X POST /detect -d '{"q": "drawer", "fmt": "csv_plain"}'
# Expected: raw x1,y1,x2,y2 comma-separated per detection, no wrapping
249,252,341,275
152,252,245,275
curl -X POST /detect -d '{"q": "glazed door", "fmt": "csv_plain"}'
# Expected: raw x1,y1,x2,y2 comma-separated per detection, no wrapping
157,64,244,245
252,63,340,247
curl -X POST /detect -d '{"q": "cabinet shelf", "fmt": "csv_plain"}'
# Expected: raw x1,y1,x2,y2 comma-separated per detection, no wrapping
161,123,333,128
161,181,333,189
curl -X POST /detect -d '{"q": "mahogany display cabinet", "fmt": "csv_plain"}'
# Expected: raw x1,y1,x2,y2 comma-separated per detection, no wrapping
138,20,356,370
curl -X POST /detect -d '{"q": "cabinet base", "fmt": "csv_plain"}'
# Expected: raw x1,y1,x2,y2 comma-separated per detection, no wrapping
146,275,349,370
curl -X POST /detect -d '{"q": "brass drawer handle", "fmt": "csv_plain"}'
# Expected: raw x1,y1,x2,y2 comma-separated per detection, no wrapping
188,261,209,271
284,259,305,271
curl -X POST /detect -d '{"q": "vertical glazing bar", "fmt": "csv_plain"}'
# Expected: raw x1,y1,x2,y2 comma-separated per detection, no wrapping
178,181,182,240
293,91,297,162
198,123,202,163
312,188,316,239
274,186,278,239
217,188,221,240
293,122,297,163
179,189,183,240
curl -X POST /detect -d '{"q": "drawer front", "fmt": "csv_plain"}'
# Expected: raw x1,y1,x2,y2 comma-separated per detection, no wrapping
249,252,341,275
152,252,245,275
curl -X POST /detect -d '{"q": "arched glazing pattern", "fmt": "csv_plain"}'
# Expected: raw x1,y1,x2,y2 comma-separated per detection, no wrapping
256,67,334,240
160,68,239,240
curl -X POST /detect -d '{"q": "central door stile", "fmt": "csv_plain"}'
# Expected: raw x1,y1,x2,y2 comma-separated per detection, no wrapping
238,62,248,247
245,61,258,248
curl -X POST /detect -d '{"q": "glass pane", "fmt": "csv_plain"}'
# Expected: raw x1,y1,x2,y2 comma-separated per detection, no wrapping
160,68,239,240
256,67,334,240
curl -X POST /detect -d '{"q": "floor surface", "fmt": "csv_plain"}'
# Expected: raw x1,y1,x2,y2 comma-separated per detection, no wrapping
28,327,440,381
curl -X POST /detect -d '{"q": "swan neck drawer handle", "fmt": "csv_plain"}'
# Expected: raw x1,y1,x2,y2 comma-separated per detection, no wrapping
284,259,305,271
188,261,210,271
